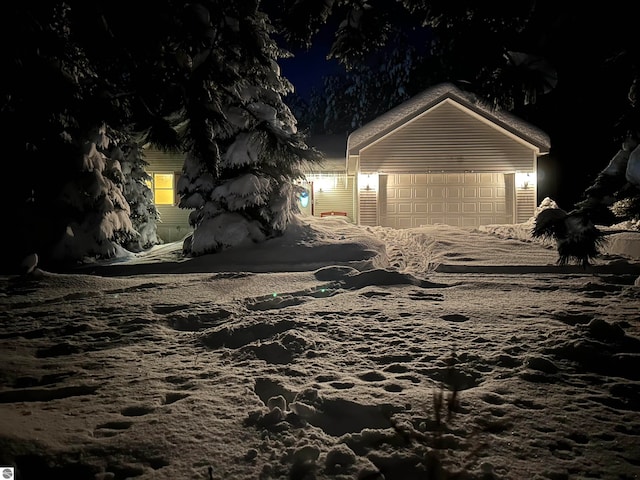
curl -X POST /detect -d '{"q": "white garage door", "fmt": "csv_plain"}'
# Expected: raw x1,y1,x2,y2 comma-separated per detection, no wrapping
381,173,512,228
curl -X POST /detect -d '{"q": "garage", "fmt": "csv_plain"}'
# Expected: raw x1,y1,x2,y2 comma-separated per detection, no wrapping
346,83,551,228
380,172,514,228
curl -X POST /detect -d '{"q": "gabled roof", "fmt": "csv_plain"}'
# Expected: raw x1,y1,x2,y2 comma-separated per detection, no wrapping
347,82,551,156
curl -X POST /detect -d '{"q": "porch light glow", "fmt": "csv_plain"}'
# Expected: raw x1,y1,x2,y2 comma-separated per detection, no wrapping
299,190,309,208
315,176,335,192
358,172,378,191
516,172,535,189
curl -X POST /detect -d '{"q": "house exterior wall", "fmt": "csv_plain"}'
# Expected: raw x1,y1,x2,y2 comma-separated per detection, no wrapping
352,99,539,228
144,148,357,241
358,189,378,226
358,100,536,174
515,185,537,223
143,148,192,242
310,174,356,221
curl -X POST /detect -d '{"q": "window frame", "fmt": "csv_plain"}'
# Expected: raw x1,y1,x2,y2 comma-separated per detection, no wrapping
148,171,179,206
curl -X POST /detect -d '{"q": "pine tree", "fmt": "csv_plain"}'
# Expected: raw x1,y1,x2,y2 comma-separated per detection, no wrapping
115,142,162,251
289,36,417,136
44,4,138,263
171,2,321,256
52,125,136,262
1,3,140,267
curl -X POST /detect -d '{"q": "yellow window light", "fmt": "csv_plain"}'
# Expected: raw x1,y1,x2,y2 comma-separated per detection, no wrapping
153,173,175,205
154,189,175,205
154,173,174,189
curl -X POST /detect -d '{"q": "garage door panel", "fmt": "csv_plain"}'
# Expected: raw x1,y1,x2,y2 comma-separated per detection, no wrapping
445,216,462,226
446,203,461,213
445,187,462,199
479,187,494,198
397,217,413,228
463,187,477,198
480,173,494,183
430,202,445,213
398,203,412,213
479,202,494,213
463,203,477,213
382,173,511,228
430,186,445,198
398,188,412,199
414,187,428,198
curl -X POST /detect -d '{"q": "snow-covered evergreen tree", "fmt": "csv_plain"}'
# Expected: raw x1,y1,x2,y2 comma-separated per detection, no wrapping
341,41,415,130
52,125,136,262
114,143,162,251
2,3,142,267
172,2,321,256
286,29,419,134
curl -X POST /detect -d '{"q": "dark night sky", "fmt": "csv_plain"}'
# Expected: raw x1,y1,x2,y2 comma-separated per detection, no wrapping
278,28,343,100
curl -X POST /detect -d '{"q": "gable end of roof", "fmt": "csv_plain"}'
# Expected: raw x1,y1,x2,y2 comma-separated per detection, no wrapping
347,83,550,155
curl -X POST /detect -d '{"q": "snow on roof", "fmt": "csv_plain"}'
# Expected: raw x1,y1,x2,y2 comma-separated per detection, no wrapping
347,82,551,155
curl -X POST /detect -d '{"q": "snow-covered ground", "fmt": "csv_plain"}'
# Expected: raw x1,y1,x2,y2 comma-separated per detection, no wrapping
1,216,639,480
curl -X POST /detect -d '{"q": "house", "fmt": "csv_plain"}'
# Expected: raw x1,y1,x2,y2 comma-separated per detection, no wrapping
346,82,550,228
143,83,550,241
142,137,355,243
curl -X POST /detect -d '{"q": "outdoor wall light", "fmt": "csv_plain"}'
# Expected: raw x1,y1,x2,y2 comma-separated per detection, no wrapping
358,172,378,191
314,176,335,192
516,172,535,189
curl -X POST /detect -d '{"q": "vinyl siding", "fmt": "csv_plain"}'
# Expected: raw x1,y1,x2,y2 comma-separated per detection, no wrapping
515,187,537,223
359,101,536,174
156,206,192,242
358,190,378,226
312,175,355,221
144,148,192,242
144,148,185,172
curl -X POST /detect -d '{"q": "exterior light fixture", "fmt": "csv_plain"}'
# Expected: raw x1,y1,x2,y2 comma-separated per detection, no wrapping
358,172,378,191
315,176,335,192
516,172,535,189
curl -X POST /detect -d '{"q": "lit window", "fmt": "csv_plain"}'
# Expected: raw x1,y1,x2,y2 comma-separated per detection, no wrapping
152,173,175,205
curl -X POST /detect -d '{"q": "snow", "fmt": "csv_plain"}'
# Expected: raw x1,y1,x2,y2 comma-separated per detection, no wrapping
2,215,640,480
